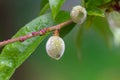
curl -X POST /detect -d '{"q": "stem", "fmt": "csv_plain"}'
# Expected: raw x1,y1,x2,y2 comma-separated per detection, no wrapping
53,29,59,36
99,0,120,13
0,19,73,47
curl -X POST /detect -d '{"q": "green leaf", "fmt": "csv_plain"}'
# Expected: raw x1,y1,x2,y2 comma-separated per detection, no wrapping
0,11,72,80
81,0,85,6
87,7,105,17
40,0,49,9
85,0,111,7
0,13,54,80
85,0,112,17
75,16,93,56
39,3,50,15
84,15,95,29
92,16,113,46
49,0,65,19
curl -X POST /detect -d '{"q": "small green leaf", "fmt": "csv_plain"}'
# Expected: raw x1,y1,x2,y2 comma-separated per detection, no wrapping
87,7,105,17
49,0,65,19
85,0,112,17
85,0,111,7
0,11,72,80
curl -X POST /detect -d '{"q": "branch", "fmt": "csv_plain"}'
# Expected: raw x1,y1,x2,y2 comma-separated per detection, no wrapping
0,19,73,47
99,0,120,13
98,0,113,9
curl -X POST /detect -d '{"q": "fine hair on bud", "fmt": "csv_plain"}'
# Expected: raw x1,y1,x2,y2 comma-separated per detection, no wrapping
70,5,87,24
46,35,65,60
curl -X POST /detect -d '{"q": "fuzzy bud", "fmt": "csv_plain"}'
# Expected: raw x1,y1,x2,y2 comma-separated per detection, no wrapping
70,5,87,24
46,36,65,60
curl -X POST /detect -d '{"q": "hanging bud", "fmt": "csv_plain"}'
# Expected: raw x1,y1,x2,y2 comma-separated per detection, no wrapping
70,5,87,24
46,35,65,60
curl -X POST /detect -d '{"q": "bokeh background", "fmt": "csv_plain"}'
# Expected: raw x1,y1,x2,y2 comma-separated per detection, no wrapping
0,0,120,80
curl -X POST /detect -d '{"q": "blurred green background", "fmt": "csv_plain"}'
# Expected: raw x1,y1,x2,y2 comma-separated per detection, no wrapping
0,0,120,80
